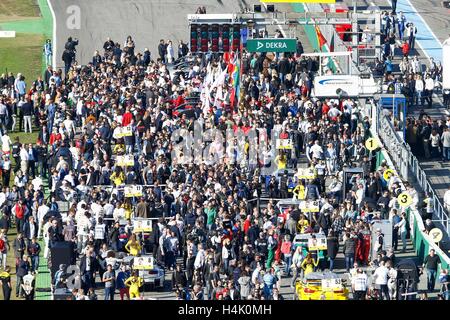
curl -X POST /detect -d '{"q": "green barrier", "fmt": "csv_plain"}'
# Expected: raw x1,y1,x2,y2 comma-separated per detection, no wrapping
375,146,450,273
407,208,449,272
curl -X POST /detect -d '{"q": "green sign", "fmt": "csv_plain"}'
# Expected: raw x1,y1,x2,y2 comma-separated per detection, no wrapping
246,38,297,53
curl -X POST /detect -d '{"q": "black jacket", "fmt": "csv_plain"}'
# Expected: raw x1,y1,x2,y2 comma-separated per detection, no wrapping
326,236,339,259
80,255,98,275
317,212,331,230
172,270,188,288
16,260,30,277
48,226,64,243
278,59,291,75
109,227,120,245
343,237,356,256
22,221,38,239
158,43,167,58
21,102,33,116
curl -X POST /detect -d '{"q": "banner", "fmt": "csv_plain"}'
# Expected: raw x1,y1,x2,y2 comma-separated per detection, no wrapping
132,218,153,233
133,256,154,270
116,125,133,138
124,185,143,198
276,139,293,150
299,200,320,212
116,155,135,167
321,278,343,291
308,236,327,250
296,168,316,180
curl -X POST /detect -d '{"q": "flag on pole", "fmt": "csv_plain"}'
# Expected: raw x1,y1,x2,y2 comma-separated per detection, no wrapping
227,51,240,110
231,54,240,102
315,25,327,51
211,67,228,90
329,33,335,52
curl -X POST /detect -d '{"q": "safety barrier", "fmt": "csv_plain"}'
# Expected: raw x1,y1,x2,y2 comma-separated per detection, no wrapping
362,99,450,269
408,207,450,270
368,99,450,235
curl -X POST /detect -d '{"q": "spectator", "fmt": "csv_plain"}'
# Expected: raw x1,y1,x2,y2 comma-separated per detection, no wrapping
102,264,116,300
423,249,441,292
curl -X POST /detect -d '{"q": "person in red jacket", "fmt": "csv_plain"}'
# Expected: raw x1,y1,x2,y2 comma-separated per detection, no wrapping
243,215,251,235
121,106,133,127
13,200,28,234
173,92,185,108
401,41,410,58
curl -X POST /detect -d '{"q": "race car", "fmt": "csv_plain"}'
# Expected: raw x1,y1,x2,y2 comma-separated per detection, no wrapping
295,272,350,300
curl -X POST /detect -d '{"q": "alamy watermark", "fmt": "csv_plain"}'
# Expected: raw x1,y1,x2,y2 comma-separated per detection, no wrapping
66,5,81,30
170,120,284,175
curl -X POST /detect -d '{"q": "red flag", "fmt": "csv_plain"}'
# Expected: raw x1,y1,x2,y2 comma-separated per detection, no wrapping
229,87,236,110
223,52,231,64
315,25,327,51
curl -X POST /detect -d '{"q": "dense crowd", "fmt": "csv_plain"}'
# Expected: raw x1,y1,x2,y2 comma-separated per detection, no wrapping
369,10,449,163
0,24,448,301
373,10,443,99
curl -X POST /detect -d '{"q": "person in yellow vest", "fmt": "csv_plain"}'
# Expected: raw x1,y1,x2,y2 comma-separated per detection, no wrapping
113,143,125,154
124,271,143,299
124,234,141,256
274,151,287,170
0,265,12,300
110,167,125,186
122,200,132,220
301,252,319,277
292,181,306,200
297,214,310,234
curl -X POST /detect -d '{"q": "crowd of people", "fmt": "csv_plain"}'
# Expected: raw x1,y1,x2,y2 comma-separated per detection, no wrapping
0,11,448,301
371,10,443,108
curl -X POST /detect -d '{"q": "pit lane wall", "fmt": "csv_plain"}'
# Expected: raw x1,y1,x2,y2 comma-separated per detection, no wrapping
297,0,450,273
366,102,450,271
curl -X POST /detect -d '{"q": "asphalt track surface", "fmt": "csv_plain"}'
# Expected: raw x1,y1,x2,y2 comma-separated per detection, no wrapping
49,0,265,68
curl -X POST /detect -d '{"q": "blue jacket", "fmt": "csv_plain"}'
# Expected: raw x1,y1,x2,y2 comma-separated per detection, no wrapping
116,271,130,289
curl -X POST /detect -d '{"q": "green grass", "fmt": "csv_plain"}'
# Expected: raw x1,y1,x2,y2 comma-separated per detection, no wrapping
1,228,20,300
0,0,51,300
0,0,40,23
9,131,39,146
8,131,39,188
0,33,44,85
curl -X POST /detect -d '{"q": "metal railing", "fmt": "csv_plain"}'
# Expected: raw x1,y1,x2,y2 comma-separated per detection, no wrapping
370,100,450,235
409,156,450,235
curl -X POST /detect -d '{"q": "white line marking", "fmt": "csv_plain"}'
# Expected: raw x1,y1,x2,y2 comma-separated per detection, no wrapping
47,0,57,69
261,2,287,38
385,0,443,56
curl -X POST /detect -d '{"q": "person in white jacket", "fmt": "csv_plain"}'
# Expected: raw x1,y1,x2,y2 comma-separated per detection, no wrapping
395,212,407,252
166,40,174,64
76,212,92,253
424,74,435,107
194,243,206,270
42,220,52,259
415,74,424,106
